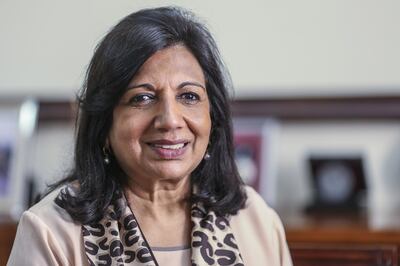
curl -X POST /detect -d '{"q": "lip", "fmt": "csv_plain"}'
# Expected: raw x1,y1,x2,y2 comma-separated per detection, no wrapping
146,139,190,159
147,139,189,145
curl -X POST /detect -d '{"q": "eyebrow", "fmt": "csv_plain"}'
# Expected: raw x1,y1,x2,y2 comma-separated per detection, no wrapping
126,81,206,91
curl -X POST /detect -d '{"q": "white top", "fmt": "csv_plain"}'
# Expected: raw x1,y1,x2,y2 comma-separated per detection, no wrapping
8,186,293,266
152,246,191,265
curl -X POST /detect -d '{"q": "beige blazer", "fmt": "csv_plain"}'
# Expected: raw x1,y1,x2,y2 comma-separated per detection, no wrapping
8,186,293,266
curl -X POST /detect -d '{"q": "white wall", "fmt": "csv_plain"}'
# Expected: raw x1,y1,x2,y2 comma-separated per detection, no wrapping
1,0,400,98
32,122,74,191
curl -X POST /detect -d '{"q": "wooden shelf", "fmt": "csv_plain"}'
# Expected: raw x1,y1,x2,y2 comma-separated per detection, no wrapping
289,243,397,266
0,218,17,265
232,96,400,120
36,95,400,123
283,211,400,265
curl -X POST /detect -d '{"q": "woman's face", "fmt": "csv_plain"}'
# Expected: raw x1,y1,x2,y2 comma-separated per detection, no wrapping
109,45,211,186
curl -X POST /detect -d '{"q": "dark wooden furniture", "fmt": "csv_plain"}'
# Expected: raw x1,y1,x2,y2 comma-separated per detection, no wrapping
231,96,400,120
289,243,397,266
0,218,17,265
284,211,400,266
37,95,400,122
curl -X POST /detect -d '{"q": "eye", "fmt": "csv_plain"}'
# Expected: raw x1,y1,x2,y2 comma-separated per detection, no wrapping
128,94,155,107
178,92,200,104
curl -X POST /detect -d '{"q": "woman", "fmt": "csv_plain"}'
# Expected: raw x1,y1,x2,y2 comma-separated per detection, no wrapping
8,6,292,266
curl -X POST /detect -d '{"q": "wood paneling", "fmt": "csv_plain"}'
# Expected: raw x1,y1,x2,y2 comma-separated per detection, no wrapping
37,96,400,122
232,96,400,119
38,101,76,123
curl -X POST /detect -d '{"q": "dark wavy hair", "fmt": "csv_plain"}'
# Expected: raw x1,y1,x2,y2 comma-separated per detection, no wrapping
53,6,247,224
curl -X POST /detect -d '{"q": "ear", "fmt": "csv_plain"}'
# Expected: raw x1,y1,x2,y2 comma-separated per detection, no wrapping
105,137,110,149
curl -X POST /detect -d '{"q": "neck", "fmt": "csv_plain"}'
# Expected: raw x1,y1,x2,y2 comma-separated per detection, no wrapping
124,176,191,213
123,176,192,247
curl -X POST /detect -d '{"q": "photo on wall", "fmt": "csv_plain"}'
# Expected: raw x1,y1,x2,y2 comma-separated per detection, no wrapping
233,118,280,207
234,133,262,191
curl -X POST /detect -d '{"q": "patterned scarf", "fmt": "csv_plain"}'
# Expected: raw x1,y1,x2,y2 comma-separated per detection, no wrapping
81,194,244,266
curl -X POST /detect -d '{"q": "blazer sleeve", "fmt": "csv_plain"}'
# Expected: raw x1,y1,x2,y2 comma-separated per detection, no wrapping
7,211,71,266
230,186,293,266
270,208,293,266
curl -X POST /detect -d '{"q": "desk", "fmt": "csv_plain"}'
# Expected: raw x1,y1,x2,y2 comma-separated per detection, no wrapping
283,211,400,266
0,218,17,266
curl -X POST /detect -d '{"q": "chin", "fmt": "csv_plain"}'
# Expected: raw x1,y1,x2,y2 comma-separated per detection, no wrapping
157,171,190,181
152,158,201,178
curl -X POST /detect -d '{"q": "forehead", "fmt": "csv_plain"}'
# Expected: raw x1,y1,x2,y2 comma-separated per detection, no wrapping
131,45,205,85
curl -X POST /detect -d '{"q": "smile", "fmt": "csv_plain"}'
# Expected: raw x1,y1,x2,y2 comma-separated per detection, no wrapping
147,140,189,159
152,143,186,150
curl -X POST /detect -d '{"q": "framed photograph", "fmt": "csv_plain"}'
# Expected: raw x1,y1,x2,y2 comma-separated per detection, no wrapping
305,151,367,213
233,118,280,207
0,99,38,220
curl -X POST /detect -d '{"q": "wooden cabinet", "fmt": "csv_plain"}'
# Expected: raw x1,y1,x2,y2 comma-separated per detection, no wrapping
0,220,17,266
284,212,400,266
289,243,397,266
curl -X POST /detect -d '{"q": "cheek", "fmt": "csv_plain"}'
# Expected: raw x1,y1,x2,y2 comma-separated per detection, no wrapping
202,104,212,137
186,108,211,138
110,114,143,149
204,115,212,138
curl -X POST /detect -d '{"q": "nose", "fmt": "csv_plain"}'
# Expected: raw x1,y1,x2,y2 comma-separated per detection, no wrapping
154,95,184,131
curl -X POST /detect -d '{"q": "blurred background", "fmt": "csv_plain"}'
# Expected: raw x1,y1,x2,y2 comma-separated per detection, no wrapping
1,0,400,264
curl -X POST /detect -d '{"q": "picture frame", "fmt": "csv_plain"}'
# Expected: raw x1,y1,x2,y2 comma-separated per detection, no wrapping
233,117,280,207
0,99,38,220
305,151,368,213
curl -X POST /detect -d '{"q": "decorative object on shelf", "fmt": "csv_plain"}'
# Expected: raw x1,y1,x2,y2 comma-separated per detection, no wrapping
0,99,38,220
306,153,367,213
233,118,280,207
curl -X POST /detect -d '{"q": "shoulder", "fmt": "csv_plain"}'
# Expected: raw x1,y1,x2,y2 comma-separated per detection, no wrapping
8,186,87,266
235,186,283,229
26,186,78,230
230,186,293,266
22,185,83,245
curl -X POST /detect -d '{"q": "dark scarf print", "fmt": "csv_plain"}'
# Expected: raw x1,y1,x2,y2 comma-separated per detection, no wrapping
80,194,244,266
